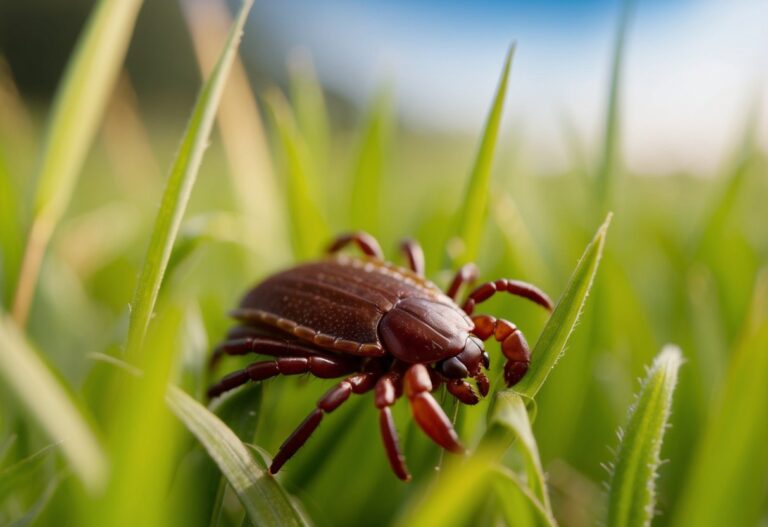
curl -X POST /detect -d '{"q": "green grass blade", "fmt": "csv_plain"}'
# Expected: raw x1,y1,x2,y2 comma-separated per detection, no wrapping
349,89,393,233
607,346,682,527
166,386,308,527
394,449,500,527
514,213,612,398
482,392,553,515
595,0,633,212
125,0,254,356
671,321,768,527
453,45,514,265
0,444,56,503
0,145,22,307
11,0,143,326
289,52,330,183
0,313,107,493
494,466,558,527
264,89,330,259
93,311,183,527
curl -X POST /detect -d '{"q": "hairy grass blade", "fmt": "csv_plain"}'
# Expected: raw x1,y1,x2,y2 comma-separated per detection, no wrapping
349,89,393,233
481,391,554,518
126,0,254,356
514,213,611,398
166,386,309,527
671,321,768,527
11,0,143,326
453,45,514,265
595,0,634,212
0,313,107,493
607,346,682,527
264,89,329,259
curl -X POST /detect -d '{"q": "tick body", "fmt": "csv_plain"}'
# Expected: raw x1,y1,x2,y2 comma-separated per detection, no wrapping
209,232,553,481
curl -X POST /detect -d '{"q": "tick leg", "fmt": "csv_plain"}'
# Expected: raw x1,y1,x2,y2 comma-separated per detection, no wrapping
399,238,425,276
472,315,531,387
327,231,384,259
207,356,357,399
270,372,379,475
446,263,479,300
445,379,480,405
404,364,464,454
463,278,553,315
375,372,410,481
209,337,323,368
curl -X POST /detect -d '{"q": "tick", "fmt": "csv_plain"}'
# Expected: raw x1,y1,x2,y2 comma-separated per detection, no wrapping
208,231,552,481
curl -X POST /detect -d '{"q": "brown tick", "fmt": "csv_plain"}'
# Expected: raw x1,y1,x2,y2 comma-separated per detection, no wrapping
208,231,552,481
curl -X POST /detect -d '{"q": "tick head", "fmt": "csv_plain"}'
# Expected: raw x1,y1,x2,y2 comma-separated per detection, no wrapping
435,335,488,379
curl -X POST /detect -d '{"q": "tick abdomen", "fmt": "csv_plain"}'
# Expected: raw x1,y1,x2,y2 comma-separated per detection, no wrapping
231,255,453,355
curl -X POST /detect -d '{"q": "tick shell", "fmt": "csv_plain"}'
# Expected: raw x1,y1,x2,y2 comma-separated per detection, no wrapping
230,255,473,360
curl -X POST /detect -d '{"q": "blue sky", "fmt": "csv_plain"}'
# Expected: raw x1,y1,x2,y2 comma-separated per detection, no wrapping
251,0,767,175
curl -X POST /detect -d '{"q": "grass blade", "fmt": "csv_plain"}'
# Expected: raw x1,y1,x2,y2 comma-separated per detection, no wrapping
11,0,144,326
349,89,393,233
494,466,558,527
125,0,254,356
482,392,553,513
0,146,22,307
264,90,330,259
289,52,330,183
453,45,514,265
0,313,107,493
182,0,288,262
595,0,634,212
166,386,308,527
0,444,56,503
93,310,183,527
514,213,612,398
607,345,682,527
394,449,500,527
671,321,768,527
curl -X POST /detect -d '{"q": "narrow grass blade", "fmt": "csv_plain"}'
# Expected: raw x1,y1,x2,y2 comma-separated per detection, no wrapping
348,89,393,233
207,383,262,527
11,0,144,326
594,0,634,212
126,0,254,356
514,213,612,398
481,391,554,517
166,386,308,527
289,51,330,182
671,321,768,527
453,45,514,265
94,311,184,527
0,146,22,307
264,89,329,259
494,466,558,527
0,313,107,493
182,0,288,262
607,346,682,527
0,444,56,502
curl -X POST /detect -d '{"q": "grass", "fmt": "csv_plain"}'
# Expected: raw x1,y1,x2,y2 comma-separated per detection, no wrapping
0,0,767,526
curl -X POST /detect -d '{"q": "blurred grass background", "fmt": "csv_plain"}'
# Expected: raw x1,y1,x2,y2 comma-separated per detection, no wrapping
0,0,767,526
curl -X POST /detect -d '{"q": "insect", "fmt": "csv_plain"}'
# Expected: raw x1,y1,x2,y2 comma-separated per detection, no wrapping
208,231,552,481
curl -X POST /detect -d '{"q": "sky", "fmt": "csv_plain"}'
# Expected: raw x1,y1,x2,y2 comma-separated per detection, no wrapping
251,0,768,176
